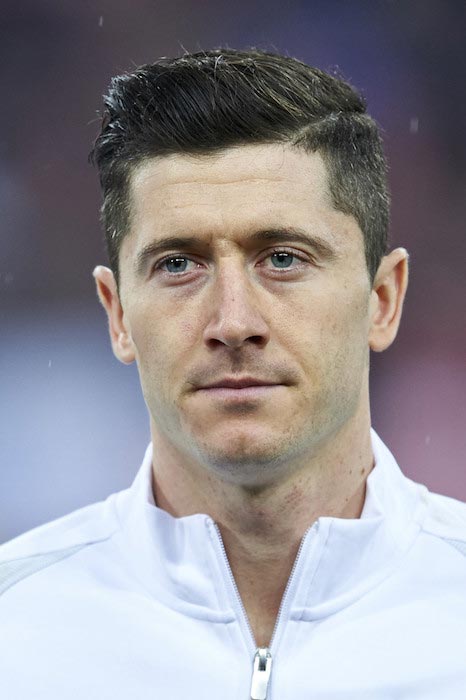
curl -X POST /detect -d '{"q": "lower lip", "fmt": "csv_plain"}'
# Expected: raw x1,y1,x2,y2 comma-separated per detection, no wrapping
197,385,283,400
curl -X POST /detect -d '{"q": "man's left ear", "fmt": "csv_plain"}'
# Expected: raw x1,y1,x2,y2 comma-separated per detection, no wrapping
368,248,409,352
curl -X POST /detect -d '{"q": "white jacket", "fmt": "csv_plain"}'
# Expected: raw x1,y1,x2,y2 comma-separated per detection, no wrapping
1,431,466,699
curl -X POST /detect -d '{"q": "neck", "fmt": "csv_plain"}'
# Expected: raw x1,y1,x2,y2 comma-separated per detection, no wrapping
150,410,373,647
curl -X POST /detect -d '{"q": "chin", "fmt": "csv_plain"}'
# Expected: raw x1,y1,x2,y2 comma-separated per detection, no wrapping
191,430,300,487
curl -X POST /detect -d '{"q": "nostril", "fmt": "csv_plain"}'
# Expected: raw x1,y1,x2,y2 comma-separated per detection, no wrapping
249,335,267,346
206,334,267,349
202,303,271,348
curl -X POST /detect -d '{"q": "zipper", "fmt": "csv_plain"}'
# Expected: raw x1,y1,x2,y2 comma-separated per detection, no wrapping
250,648,272,700
213,522,273,698
212,520,316,699
212,522,257,651
267,524,313,650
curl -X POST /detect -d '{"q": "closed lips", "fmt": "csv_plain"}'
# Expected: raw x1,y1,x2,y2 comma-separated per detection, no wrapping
200,378,282,389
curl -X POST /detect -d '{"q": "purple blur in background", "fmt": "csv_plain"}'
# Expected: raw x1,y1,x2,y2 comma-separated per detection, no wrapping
1,0,465,542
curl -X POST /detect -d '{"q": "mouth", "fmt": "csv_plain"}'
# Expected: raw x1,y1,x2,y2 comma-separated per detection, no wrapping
199,377,282,390
195,377,285,401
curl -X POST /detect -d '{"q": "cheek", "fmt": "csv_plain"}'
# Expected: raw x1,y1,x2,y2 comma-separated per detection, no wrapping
130,307,198,379
324,296,371,382
179,318,197,338
283,288,370,369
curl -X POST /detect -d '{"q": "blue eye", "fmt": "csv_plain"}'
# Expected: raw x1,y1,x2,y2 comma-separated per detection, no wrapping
163,257,189,273
270,252,295,268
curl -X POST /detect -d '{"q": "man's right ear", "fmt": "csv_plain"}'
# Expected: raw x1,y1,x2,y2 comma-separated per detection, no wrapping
93,266,136,364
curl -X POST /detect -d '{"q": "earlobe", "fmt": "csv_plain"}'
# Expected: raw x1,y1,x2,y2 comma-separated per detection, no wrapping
368,248,409,352
93,266,136,364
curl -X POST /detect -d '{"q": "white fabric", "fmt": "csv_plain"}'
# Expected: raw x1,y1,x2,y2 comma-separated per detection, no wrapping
1,430,466,699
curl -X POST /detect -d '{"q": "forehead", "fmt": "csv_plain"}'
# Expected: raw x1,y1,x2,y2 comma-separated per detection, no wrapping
128,144,333,232
131,143,329,193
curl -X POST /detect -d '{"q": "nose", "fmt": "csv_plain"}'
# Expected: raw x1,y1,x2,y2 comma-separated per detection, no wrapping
202,261,270,350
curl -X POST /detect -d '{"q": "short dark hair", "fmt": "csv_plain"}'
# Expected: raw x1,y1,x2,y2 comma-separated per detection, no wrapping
90,49,389,284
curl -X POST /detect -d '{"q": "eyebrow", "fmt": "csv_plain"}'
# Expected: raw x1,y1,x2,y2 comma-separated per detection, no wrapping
249,228,337,260
134,227,337,276
135,237,207,276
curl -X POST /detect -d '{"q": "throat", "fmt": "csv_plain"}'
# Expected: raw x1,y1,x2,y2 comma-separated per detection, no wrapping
229,547,299,648
248,609,279,649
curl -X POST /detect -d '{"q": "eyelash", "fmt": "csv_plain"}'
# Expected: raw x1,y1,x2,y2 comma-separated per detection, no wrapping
153,248,311,275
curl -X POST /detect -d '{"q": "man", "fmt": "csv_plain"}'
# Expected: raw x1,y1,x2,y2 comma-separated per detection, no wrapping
1,49,465,699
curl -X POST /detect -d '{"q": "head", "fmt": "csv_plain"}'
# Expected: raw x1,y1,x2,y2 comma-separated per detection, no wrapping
90,49,389,286
91,50,407,489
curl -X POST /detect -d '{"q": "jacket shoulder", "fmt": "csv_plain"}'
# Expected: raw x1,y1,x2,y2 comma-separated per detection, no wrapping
420,487,466,555
0,492,122,596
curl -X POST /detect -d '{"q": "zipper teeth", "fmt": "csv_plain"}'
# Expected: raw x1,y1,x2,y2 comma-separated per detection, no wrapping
213,522,257,651
268,524,314,650
213,520,317,653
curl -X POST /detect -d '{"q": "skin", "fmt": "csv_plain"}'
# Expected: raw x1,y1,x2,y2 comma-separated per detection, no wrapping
94,143,408,646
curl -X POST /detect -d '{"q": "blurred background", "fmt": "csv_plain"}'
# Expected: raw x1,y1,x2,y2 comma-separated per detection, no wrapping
1,0,465,542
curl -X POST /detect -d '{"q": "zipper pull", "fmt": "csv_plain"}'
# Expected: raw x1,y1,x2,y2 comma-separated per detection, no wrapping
250,647,273,700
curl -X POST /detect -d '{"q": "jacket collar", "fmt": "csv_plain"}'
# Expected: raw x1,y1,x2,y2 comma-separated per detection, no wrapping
292,431,426,619
115,430,426,620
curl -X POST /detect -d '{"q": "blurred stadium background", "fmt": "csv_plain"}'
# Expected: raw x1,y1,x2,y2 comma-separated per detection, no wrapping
1,0,465,542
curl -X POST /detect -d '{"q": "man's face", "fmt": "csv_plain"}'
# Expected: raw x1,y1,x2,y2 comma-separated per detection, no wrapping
110,144,377,485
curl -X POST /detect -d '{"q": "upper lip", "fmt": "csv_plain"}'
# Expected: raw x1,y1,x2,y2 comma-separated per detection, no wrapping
199,377,282,390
